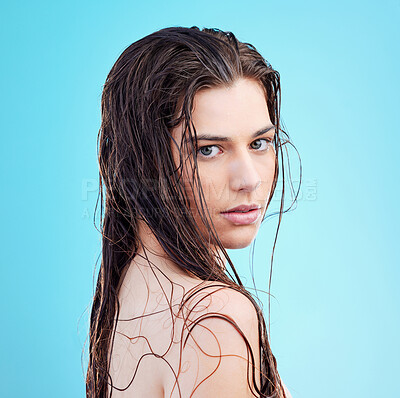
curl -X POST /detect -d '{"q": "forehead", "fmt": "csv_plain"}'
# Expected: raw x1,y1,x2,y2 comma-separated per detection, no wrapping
173,78,271,141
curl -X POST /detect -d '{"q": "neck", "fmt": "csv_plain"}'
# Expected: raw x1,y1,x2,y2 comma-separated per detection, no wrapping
134,219,227,275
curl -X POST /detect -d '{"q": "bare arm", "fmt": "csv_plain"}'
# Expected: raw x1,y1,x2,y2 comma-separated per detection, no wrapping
174,287,262,397
282,382,293,398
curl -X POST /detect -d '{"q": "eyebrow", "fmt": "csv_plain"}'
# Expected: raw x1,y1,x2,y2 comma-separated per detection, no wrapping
192,125,276,142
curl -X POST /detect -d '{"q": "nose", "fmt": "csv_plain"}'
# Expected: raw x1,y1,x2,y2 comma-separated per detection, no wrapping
229,150,262,192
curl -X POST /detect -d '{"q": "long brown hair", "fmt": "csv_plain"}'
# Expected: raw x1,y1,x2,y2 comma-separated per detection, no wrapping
85,26,299,398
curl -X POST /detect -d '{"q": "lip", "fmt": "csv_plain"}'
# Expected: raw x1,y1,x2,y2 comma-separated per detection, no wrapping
221,203,260,213
220,208,261,225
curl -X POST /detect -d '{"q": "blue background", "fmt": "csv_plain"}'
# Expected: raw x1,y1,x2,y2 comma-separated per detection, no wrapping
1,1,399,397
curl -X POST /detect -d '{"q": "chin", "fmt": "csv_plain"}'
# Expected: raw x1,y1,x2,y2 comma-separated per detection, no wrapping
219,232,258,249
225,241,254,249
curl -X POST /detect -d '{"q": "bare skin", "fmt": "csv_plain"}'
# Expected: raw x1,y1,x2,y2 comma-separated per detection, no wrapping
108,78,292,397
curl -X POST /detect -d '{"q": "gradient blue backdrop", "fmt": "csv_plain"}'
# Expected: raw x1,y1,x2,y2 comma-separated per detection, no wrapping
1,1,399,397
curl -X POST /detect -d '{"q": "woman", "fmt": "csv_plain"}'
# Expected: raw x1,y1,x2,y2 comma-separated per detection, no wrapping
86,26,295,398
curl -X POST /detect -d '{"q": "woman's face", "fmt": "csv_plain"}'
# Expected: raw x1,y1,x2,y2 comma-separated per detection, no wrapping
171,77,276,250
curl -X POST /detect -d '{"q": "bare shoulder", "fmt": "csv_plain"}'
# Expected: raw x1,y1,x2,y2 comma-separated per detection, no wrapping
183,281,260,340
282,382,293,398
167,282,261,398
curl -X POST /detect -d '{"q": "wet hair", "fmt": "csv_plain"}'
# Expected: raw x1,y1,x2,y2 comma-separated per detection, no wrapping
85,26,299,398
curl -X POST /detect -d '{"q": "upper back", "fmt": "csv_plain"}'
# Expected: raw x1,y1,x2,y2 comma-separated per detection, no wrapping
108,260,263,397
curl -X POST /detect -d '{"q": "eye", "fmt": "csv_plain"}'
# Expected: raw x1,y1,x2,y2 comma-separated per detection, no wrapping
250,138,274,151
196,138,274,160
197,145,221,159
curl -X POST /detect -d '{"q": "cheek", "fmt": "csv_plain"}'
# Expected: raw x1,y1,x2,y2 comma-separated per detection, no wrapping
198,170,224,203
258,152,276,176
256,160,275,192
184,171,225,217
